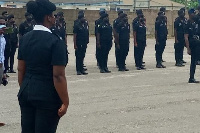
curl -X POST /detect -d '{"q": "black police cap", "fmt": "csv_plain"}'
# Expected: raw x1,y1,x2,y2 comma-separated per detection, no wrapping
160,7,166,12
117,9,124,15
78,13,84,19
2,11,7,16
78,10,84,14
7,14,14,20
188,8,196,15
136,9,143,15
99,9,106,16
180,7,185,12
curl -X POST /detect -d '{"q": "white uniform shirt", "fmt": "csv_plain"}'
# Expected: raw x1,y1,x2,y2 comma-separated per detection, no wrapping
0,34,6,64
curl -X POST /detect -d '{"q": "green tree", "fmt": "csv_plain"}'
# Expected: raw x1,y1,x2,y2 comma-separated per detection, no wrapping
171,0,199,9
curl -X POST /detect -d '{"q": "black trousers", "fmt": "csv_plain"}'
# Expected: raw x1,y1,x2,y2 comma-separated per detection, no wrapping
75,45,87,72
19,88,60,133
115,43,120,66
118,44,129,69
134,44,145,67
99,43,112,69
174,41,184,63
10,42,17,70
190,45,199,79
4,47,10,73
155,41,166,64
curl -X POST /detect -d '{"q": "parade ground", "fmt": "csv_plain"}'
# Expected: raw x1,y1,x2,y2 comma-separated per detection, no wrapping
1,36,200,133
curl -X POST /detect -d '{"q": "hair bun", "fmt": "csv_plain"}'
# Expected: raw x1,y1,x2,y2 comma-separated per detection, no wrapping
26,1,38,15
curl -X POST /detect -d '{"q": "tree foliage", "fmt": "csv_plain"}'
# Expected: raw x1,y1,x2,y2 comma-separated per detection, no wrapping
171,0,199,9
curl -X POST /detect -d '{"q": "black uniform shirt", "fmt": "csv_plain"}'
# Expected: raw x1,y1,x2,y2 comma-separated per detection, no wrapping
133,22,146,44
73,21,89,45
174,17,187,42
155,20,168,42
116,22,130,44
95,18,103,35
19,21,34,36
55,21,67,42
18,25,67,105
10,24,19,44
113,18,120,30
184,20,200,47
132,17,139,31
97,22,113,44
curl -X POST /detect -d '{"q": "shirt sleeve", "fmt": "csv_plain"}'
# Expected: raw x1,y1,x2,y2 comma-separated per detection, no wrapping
73,25,78,34
51,39,67,66
17,37,24,60
155,22,159,31
133,22,138,32
184,22,189,34
174,19,178,29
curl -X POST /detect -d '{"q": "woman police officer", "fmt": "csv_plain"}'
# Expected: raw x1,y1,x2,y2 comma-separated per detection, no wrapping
17,0,69,132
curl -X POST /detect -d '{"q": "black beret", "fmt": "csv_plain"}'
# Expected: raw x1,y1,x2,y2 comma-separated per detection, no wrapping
7,14,14,20
136,9,143,15
117,9,124,15
188,8,196,15
180,7,185,12
78,13,84,19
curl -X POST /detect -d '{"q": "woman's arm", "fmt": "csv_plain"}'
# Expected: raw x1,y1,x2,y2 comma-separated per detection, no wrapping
53,65,69,117
18,60,26,86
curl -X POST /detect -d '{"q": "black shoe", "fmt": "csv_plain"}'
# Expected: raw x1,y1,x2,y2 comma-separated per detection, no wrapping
175,63,185,67
77,71,82,75
124,66,129,71
161,64,166,68
196,61,200,65
83,65,86,68
118,68,125,71
5,74,9,77
140,66,146,70
81,71,88,75
104,68,111,73
136,67,141,70
142,62,145,64
188,78,200,83
100,69,106,73
8,70,16,73
161,60,166,63
182,60,187,64
156,64,162,68
83,68,87,71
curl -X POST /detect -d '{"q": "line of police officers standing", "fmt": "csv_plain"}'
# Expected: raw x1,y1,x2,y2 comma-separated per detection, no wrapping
2,7,200,83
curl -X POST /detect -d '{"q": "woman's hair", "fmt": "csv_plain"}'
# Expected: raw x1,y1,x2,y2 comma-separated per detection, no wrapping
26,0,56,24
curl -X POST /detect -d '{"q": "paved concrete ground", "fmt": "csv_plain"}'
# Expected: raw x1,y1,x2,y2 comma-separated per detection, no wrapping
1,36,200,133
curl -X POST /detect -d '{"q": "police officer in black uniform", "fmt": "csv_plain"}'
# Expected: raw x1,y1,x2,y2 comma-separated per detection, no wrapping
116,13,130,71
195,6,200,65
113,9,124,68
184,9,200,83
7,14,18,73
18,0,69,132
155,12,168,68
174,9,187,67
73,14,89,75
96,13,113,73
133,15,146,70
95,9,107,68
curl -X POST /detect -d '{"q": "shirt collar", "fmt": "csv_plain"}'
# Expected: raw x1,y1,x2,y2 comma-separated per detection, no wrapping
33,25,52,33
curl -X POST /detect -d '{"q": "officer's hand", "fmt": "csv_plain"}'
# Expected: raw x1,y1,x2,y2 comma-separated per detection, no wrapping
74,45,78,50
97,42,101,49
58,104,68,118
134,43,138,47
187,48,191,55
175,40,179,44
